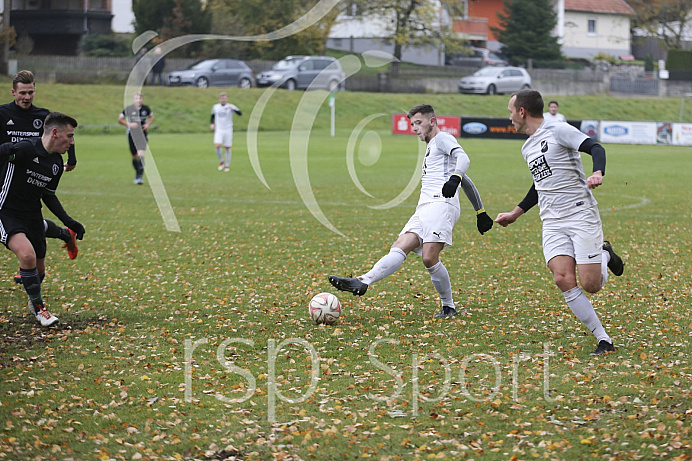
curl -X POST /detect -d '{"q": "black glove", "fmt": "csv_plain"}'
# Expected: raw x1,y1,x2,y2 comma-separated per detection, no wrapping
65,219,86,240
476,211,494,235
441,175,461,198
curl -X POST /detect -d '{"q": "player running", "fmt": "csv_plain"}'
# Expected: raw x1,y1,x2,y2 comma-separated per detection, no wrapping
0,112,85,326
495,89,624,356
210,92,241,172
329,104,494,319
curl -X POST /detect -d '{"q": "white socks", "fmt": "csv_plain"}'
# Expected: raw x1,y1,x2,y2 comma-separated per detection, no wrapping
427,261,454,308
563,286,611,343
360,247,407,285
601,248,610,289
215,147,223,162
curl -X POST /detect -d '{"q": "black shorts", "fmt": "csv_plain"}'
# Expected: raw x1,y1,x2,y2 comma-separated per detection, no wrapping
0,211,46,259
128,130,149,156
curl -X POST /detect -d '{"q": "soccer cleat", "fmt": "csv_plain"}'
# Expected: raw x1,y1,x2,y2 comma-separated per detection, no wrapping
328,275,368,296
434,305,457,319
224,167,230,172
218,162,224,171
32,301,58,327
603,240,624,276
14,271,22,284
589,340,614,356
62,229,79,260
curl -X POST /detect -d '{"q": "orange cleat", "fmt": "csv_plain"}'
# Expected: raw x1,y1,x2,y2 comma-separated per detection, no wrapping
62,228,79,260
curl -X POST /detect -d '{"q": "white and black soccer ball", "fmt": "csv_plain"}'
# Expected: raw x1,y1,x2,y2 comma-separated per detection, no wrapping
308,293,341,325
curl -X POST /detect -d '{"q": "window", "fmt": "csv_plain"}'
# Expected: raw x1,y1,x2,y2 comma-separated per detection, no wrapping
588,19,596,35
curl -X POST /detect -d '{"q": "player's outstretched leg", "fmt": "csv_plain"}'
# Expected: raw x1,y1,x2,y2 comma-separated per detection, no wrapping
328,275,368,296
603,240,624,276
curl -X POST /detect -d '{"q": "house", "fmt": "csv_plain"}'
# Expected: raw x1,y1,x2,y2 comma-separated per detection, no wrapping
7,0,114,55
454,0,635,60
326,1,451,66
559,0,635,59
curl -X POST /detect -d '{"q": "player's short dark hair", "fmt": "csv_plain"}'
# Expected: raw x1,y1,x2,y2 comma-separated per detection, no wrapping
45,112,78,130
548,100,559,107
407,104,435,120
513,90,544,118
13,70,35,89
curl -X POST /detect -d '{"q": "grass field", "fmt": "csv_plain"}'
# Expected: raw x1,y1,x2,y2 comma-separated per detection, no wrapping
0,124,690,460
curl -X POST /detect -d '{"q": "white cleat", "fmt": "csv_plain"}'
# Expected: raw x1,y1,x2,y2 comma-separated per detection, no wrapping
32,301,59,327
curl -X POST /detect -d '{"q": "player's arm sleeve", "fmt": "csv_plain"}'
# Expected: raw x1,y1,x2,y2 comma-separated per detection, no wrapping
66,145,76,166
451,146,470,177
232,105,242,116
210,112,215,124
42,192,71,223
517,184,538,212
578,138,606,175
459,173,485,213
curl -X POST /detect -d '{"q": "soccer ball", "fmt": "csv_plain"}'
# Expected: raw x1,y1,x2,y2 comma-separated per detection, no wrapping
308,293,341,325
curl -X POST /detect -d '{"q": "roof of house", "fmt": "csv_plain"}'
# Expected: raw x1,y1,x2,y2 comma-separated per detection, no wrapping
565,0,635,15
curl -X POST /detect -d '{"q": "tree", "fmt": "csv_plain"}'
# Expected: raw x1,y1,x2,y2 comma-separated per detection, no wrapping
491,0,562,66
353,0,449,69
628,0,692,50
203,0,338,60
133,0,211,56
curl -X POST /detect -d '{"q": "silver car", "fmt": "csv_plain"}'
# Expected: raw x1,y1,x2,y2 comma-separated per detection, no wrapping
167,59,255,88
458,66,532,95
256,56,345,91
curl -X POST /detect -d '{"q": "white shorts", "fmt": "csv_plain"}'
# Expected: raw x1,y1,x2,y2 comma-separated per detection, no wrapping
542,207,604,265
214,130,233,147
400,201,460,256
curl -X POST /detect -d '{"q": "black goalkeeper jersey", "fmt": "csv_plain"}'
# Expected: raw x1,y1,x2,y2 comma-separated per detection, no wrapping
0,138,64,220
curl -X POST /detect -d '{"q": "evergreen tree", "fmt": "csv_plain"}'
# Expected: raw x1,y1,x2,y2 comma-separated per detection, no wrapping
491,0,562,66
133,0,211,56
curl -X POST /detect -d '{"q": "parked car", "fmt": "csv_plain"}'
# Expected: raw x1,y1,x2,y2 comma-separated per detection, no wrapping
446,47,508,67
167,59,255,88
256,56,345,91
458,66,532,95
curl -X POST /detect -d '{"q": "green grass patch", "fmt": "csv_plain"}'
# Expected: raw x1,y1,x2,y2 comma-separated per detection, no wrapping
0,128,690,460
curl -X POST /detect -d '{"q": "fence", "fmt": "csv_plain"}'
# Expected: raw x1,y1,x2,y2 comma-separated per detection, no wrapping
10,55,692,97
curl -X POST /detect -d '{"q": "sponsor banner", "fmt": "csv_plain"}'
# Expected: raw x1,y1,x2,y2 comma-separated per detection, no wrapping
392,113,461,137
599,121,657,145
580,120,599,141
672,123,692,146
459,117,526,140
657,122,673,144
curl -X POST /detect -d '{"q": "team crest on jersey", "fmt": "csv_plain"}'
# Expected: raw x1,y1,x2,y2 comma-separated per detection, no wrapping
33,119,43,130
528,154,552,182
53,164,60,175
541,140,548,153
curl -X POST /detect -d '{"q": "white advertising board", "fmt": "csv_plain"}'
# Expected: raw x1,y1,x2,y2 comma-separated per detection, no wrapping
599,121,657,145
672,123,692,146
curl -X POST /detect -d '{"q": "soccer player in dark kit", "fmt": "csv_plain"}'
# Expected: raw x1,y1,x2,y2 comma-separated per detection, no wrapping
0,70,80,285
118,92,154,185
0,112,85,327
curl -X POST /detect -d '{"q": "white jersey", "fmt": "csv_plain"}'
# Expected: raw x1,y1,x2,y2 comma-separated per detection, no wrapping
543,112,566,123
522,120,595,220
211,103,239,131
418,131,469,209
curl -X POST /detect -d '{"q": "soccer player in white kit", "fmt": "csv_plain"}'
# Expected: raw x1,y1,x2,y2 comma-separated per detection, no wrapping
329,104,494,319
543,100,566,122
210,92,241,172
496,89,624,356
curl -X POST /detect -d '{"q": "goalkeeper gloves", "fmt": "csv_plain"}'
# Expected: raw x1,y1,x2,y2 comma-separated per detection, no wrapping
476,210,494,235
441,175,461,198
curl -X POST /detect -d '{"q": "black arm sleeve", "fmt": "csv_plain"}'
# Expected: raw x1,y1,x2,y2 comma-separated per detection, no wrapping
42,193,71,223
210,113,215,124
578,138,606,175
518,184,538,212
234,109,242,116
0,141,16,162
66,145,77,166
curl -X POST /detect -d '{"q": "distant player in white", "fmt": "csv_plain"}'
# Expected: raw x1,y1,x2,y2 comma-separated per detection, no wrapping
210,92,241,172
543,100,566,122
496,89,624,356
329,104,494,319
